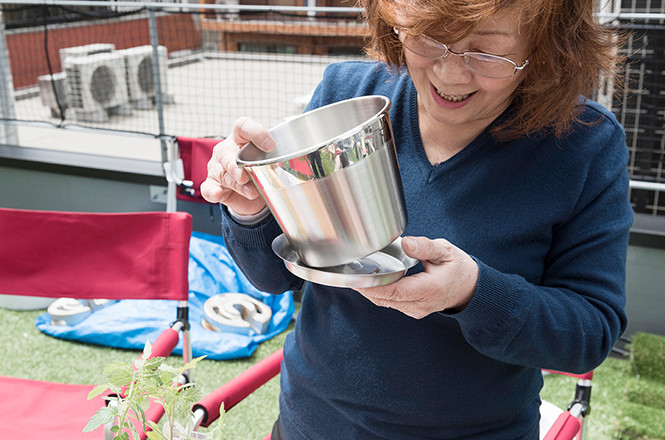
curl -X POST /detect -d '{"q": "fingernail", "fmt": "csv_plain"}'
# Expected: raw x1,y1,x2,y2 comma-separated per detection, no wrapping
261,137,275,151
403,237,417,253
233,167,244,181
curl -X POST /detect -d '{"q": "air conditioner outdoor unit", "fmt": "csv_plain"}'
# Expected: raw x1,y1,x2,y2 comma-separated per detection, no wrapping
59,43,116,70
37,72,69,118
119,45,172,109
63,52,130,121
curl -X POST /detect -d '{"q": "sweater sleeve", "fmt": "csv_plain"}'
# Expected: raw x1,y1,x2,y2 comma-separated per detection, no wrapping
221,206,304,294
450,122,632,374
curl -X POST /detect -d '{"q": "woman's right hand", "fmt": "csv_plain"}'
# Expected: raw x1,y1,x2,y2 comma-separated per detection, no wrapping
201,117,275,216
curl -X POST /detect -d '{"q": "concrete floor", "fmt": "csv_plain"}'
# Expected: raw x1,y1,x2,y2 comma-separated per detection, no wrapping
8,52,352,160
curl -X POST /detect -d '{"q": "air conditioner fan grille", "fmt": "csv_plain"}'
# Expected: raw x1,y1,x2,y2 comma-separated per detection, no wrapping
90,65,117,105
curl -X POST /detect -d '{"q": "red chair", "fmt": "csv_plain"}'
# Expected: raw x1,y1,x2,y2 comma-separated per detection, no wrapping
0,208,193,440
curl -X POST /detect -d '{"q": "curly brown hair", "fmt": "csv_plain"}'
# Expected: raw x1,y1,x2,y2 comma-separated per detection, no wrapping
359,0,626,141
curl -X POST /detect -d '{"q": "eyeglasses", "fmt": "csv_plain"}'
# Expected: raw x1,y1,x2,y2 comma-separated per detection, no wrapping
395,29,529,79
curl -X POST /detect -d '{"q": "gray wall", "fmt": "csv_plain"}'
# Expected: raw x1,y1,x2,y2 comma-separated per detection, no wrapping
0,149,223,235
625,245,665,337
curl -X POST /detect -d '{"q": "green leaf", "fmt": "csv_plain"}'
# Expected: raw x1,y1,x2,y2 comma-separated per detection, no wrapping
159,370,173,386
105,360,133,377
146,420,161,431
106,362,133,387
143,340,153,359
107,384,125,396
83,406,116,432
88,384,110,400
184,356,206,370
132,402,148,433
145,431,162,440
139,395,152,411
145,357,166,373
146,421,167,440
134,357,147,370
116,400,130,416
158,359,175,371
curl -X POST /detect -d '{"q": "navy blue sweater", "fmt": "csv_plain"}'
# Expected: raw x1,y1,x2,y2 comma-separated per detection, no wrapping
221,61,633,439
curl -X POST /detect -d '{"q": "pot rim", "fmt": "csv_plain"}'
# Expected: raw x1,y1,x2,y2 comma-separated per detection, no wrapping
237,95,392,168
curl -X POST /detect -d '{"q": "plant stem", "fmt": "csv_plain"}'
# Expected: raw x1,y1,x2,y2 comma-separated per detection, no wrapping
116,362,145,440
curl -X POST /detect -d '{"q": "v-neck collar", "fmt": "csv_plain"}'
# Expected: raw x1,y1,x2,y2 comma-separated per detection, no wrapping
405,80,495,181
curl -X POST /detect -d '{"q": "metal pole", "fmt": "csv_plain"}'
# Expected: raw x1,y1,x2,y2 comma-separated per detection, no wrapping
630,180,665,192
148,8,167,163
0,0,365,15
148,8,176,212
0,10,18,145
5,0,665,20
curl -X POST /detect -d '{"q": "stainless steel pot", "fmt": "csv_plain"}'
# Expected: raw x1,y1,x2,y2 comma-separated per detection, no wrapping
237,95,407,268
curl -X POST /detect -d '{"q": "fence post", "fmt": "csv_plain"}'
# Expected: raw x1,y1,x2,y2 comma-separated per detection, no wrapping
0,10,18,145
148,8,166,159
148,8,177,211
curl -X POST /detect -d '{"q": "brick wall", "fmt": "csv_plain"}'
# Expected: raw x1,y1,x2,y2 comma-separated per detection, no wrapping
6,13,201,89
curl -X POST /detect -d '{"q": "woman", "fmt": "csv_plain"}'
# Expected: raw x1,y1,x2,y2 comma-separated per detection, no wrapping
201,0,633,438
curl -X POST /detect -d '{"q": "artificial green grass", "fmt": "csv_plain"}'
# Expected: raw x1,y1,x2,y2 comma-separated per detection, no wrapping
630,332,665,384
626,379,665,410
2,306,665,440
613,332,665,440
616,402,665,440
0,306,291,439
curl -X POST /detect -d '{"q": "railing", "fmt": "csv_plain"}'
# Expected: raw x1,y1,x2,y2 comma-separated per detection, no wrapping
0,1,664,218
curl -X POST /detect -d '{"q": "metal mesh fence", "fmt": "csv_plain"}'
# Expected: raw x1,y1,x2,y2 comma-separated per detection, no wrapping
0,2,366,140
619,0,665,17
615,23,665,216
610,0,665,216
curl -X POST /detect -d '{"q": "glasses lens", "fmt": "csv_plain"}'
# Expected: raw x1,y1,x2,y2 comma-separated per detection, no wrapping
464,53,517,79
404,34,447,58
401,32,523,79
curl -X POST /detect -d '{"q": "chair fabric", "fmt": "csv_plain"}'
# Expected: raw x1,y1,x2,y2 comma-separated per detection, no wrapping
176,136,219,203
0,208,192,301
0,376,102,439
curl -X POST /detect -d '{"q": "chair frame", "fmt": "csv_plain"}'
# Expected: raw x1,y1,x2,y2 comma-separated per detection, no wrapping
542,370,594,440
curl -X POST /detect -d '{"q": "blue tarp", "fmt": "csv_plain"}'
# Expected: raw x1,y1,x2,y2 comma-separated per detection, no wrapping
35,231,294,360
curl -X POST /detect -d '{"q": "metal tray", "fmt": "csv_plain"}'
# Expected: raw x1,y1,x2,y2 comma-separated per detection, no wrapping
272,234,419,288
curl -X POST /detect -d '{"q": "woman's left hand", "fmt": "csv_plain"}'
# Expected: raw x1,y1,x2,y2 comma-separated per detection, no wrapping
354,236,479,319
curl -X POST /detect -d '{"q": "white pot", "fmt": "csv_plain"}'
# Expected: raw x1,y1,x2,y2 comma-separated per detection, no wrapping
0,294,55,310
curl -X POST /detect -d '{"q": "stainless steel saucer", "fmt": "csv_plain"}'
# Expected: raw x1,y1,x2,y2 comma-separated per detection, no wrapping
272,234,419,288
